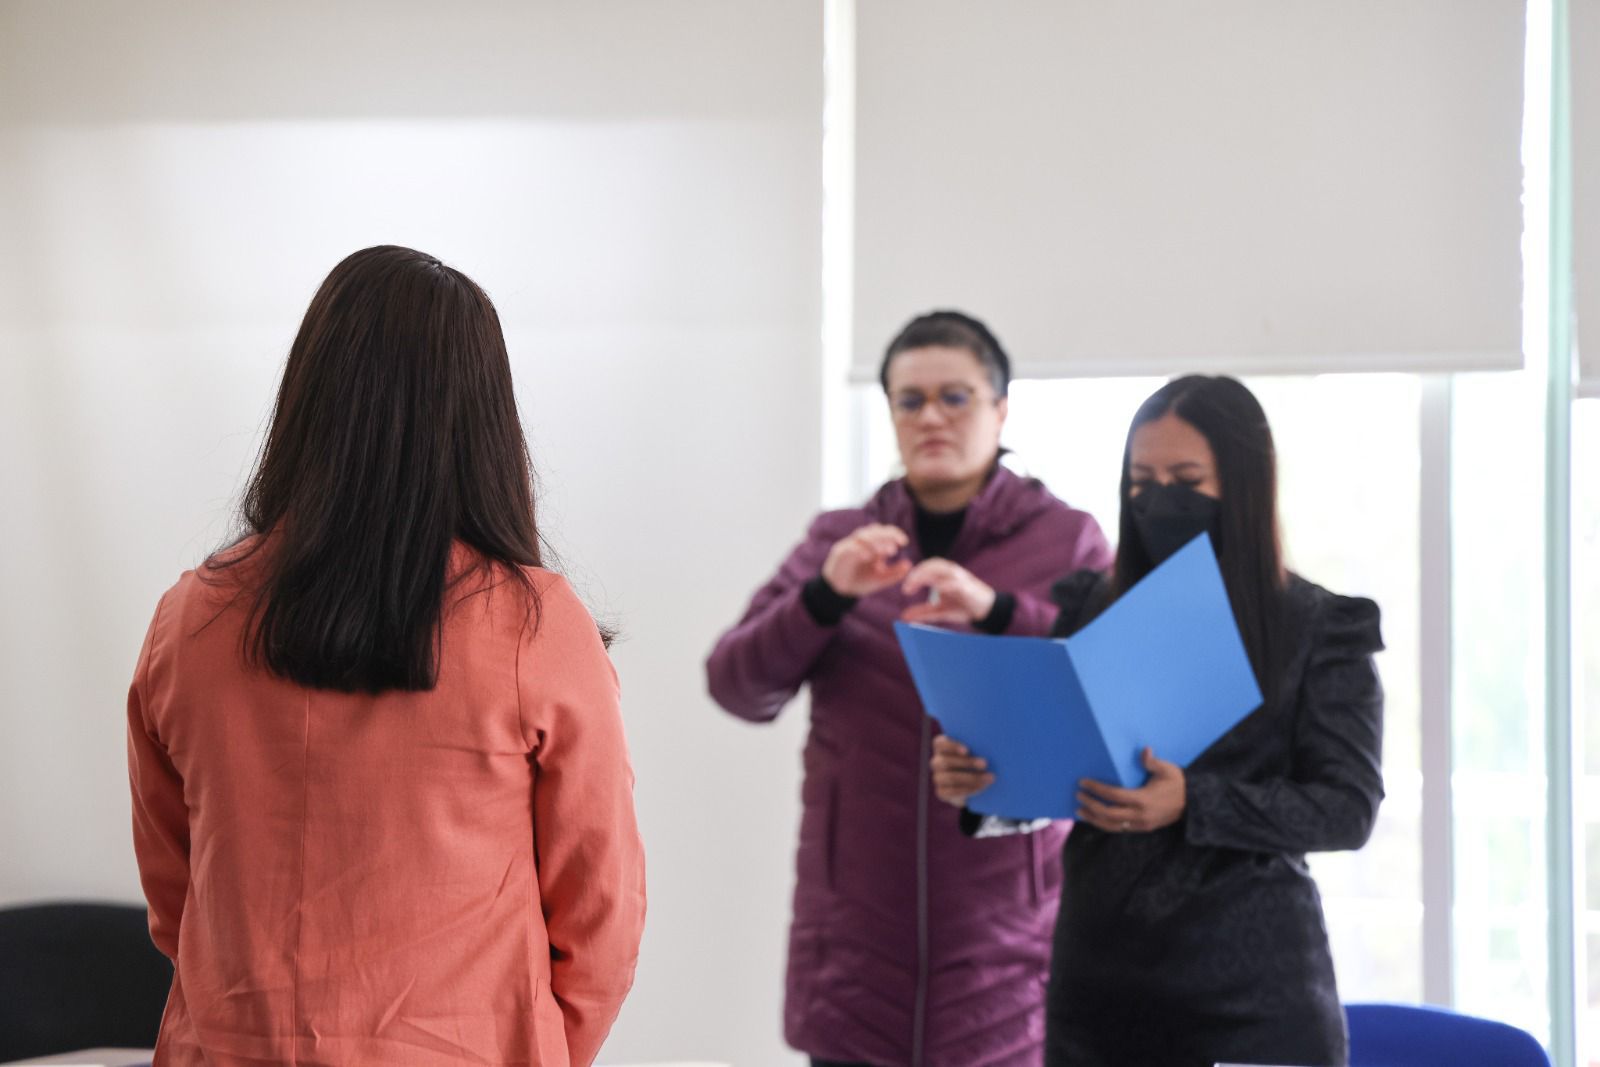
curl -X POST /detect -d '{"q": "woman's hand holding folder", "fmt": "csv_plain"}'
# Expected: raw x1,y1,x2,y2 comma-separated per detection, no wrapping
934,736,1187,834
1075,747,1186,833
930,734,995,806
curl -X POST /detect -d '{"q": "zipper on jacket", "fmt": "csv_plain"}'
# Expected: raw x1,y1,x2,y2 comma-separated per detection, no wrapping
912,714,931,1067
1026,833,1042,907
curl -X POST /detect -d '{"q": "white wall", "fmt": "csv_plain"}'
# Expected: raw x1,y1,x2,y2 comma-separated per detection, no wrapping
0,3,822,1064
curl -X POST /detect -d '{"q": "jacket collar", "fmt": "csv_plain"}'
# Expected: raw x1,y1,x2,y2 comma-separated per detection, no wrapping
870,461,1048,554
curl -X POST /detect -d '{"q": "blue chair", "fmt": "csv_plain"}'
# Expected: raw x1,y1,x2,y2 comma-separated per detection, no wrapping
1345,1002,1550,1067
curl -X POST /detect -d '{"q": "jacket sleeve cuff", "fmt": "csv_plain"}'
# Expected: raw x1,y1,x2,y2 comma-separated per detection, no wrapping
801,574,858,626
1181,772,1220,845
974,592,1017,634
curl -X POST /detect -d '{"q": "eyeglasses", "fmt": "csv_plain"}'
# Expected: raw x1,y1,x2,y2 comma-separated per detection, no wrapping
890,385,990,420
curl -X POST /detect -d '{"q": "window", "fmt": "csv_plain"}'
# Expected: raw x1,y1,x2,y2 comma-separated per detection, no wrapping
1576,396,1600,1062
835,0,1578,1056
1254,374,1423,1004
1449,370,1552,1040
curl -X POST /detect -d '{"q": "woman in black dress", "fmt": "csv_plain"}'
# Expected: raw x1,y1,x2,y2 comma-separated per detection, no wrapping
930,375,1384,1067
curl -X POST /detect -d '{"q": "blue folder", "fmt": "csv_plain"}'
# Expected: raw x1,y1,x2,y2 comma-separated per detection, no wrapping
895,533,1263,820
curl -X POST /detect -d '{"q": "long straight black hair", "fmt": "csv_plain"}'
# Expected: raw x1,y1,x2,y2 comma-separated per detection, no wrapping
208,245,546,693
1112,375,1287,697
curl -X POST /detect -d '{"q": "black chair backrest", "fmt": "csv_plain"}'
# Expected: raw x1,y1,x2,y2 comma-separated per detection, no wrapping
0,901,171,1062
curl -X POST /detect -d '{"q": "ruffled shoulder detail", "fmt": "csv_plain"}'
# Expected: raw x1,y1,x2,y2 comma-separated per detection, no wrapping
1310,588,1384,663
1049,568,1111,636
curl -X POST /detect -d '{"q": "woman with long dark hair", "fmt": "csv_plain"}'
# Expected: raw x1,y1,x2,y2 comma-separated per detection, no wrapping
931,375,1384,1066
707,311,1111,1067
126,246,646,1066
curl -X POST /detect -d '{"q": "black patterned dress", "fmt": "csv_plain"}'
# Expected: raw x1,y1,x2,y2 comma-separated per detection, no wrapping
1043,571,1384,1067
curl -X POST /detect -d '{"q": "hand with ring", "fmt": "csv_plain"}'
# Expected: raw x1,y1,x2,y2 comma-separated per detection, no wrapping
1076,747,1186,834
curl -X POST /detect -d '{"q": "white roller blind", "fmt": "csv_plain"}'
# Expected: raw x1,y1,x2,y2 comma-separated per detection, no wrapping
851,1,1526,382
1576,0,1600,397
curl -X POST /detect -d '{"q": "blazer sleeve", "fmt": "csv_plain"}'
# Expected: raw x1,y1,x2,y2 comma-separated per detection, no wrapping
126,591,189,961
704,515,845,722
520,577,647,1067
1184,595,1386,854
1047,569,1113,638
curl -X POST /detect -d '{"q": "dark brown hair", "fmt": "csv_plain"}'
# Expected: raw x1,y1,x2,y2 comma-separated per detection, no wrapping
208,245,546,693
878,309,1011,397
1113,375,1286,696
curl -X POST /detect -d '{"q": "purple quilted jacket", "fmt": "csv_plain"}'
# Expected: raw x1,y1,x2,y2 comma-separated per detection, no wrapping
706,467,1111,1067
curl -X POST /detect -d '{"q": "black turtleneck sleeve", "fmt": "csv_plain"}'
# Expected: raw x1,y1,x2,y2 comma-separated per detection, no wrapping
800,573,858,626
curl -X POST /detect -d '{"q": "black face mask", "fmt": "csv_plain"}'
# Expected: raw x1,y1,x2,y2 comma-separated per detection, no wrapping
1129,482,1221,565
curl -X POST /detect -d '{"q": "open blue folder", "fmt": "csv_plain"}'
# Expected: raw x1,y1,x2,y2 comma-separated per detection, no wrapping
895,533,1263,821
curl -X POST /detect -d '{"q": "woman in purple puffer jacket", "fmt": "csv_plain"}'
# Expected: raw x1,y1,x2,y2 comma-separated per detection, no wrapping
705,311,1111,1067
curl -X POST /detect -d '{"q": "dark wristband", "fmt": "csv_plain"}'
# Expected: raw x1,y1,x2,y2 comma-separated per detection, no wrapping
802,574,858,626
975,591,1017,634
